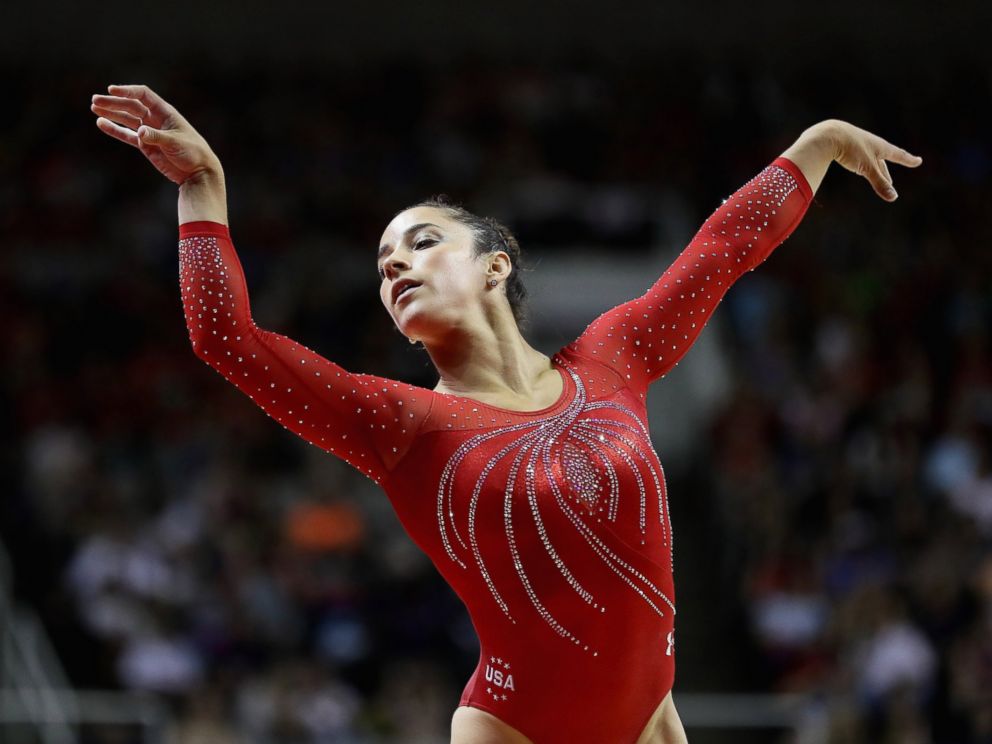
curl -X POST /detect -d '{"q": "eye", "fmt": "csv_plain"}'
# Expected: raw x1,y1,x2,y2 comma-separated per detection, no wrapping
378,237,437,280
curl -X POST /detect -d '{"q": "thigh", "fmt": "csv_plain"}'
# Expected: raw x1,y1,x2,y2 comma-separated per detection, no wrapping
635,691,689,744
451,706,534,744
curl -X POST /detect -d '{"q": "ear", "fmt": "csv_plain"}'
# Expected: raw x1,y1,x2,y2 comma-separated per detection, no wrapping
486,251,512,282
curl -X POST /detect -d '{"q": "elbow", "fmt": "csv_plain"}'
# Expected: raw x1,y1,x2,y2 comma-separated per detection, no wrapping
183,307,217,362
184,306,259,368
189,338,234,378
189,337,214,365
181,297,255,368
187,329,222,366
188,324,256,371
184,311,237,361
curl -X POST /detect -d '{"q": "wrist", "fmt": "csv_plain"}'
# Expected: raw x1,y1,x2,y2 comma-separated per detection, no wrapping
780,122,841,196
180,162,225,190
178,162,228,225
802,120,844,162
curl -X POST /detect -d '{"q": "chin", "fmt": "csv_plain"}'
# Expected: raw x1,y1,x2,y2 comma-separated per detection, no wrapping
396,309,431,339
398,297,467,339
402,314,456,346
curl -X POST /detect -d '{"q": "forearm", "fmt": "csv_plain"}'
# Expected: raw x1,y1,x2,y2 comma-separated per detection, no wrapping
178,167,228,226
569,157,811,389
780,120,841,196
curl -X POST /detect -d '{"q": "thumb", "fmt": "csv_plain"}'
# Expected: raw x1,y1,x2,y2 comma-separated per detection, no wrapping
138,126,177,150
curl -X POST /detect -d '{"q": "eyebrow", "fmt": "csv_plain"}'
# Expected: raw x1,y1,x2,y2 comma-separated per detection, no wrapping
377,223,440,261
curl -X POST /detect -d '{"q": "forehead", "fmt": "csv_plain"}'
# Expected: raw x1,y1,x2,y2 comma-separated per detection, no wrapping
379,206,461,248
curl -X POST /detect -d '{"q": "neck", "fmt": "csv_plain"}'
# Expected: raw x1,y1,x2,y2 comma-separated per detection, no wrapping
425,312,549,397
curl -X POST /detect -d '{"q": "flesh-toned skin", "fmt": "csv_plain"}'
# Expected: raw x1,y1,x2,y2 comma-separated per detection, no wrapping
377,205,563,413
91,85,921,744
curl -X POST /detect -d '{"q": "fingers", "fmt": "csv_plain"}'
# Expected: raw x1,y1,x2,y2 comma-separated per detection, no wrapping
91,87,181,153
878,158,893,188
91,93,152,140
95,117,178,155
873,142,922,202
870,160,898,202
95,116,140,148
886,145,923,168
91,103,143,131
106,84,175,127
91,94,151,121
832,123,921,202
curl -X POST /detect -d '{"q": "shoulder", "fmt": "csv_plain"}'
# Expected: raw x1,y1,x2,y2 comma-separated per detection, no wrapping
555,345,630,396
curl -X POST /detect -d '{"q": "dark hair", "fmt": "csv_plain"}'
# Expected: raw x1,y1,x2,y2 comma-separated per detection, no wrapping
399,196,531,330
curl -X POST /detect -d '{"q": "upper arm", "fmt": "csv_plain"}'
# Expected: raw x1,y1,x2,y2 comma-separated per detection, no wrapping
178,224,432,484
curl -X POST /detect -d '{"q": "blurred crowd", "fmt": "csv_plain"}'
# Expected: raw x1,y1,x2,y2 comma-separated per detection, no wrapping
2,49,990,743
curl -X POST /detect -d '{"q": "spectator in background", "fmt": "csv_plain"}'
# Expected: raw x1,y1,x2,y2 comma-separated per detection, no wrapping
0,55,986,742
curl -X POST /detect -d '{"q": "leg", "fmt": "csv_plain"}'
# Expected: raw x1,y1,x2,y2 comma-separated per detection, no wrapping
451,706,534,744
635,691,689,744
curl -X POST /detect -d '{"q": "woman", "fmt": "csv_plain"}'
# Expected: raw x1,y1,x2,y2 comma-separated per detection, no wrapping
90,84,921,744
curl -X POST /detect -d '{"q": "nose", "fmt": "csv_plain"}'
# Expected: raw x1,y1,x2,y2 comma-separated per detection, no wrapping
383,251,411,280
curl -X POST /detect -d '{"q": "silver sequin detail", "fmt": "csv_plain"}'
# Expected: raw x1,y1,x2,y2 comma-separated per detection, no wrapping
435,357,676,653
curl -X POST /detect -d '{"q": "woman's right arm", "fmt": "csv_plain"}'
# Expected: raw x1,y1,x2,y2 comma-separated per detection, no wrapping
92,84,228,224
178,168,228,226
92,84,432,484
176,221,431,484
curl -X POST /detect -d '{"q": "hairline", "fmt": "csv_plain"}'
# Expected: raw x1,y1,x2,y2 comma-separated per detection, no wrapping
379,206,496,263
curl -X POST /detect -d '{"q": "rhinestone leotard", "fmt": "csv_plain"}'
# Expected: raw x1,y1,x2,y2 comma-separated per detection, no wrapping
177,157,812,743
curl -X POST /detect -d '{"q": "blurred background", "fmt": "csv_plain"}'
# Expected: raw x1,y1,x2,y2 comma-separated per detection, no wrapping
2,1,991,742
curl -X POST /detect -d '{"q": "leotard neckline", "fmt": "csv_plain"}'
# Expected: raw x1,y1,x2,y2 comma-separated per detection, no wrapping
430,355,571,416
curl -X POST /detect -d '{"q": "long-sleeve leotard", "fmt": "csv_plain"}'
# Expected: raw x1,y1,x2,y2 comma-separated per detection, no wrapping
179,156,810,472
565,156,812,396
177,156,811,743
178,221,433,485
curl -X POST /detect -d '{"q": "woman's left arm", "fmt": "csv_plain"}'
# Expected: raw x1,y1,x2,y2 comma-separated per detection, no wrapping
783,119,922,200
566,121,921,396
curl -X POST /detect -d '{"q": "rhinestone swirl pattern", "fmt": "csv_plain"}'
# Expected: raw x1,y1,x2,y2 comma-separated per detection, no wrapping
176,159,813,743
436,357,675,654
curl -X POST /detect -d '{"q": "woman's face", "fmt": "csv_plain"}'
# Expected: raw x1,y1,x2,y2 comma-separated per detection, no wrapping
378,206,491,343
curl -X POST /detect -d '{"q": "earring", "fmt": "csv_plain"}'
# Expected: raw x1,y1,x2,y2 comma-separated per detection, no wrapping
490,279,498,287
408,337,419,345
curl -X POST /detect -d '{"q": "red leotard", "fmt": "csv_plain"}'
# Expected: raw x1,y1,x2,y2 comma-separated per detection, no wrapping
177,157,812,743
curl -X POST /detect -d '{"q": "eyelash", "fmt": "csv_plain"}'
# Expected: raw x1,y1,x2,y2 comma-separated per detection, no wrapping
378,238,435,279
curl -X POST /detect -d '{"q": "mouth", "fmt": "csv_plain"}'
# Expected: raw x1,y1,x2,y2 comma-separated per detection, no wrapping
392,279,422,305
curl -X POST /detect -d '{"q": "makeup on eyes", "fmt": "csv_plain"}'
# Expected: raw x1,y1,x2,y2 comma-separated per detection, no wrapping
378,227,441,279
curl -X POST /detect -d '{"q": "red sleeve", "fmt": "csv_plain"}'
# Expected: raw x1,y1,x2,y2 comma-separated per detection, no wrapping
565,156,813,395
178,222,433,485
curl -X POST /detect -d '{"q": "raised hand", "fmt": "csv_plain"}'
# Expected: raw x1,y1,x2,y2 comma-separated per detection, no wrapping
91,84,222,185
827,119,923,201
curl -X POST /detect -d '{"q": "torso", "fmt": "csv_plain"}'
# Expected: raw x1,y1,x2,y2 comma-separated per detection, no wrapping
387,351,678,744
